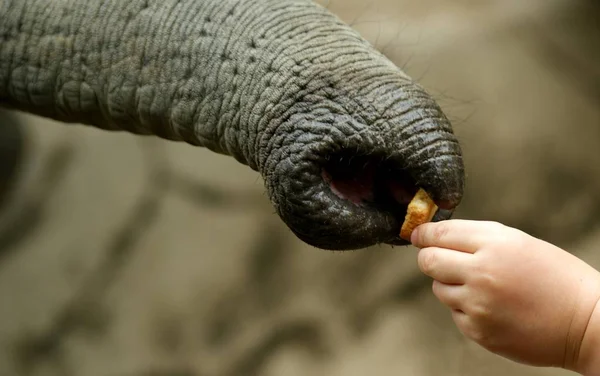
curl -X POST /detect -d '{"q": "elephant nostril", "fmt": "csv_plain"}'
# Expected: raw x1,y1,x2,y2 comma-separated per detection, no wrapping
321,167,375,205
320,150,419,222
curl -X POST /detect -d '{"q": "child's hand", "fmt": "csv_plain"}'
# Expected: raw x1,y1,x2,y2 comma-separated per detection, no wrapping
411,220,600,372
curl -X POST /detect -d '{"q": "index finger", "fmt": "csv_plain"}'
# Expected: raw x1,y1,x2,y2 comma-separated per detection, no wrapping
410,219,503,253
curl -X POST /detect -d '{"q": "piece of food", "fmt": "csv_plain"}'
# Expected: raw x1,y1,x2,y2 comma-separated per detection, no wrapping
400,188,438,241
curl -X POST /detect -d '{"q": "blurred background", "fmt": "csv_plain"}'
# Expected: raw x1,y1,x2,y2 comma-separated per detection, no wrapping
1,0,599,375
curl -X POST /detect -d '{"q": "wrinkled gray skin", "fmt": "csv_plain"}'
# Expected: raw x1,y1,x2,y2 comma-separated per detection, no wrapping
0,0,464,250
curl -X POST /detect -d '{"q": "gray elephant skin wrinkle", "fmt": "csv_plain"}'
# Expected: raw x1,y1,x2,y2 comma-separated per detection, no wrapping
0,0,465,250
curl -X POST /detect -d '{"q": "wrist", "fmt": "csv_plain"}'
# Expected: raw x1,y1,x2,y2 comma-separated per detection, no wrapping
576,294,600,375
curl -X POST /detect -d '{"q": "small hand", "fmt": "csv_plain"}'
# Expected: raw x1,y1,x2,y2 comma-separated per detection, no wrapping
411,219,600,371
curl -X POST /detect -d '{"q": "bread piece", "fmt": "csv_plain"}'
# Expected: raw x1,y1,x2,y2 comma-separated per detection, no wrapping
400,188,438,241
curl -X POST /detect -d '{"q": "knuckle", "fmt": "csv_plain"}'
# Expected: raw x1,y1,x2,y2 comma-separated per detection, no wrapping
418,249,438,275
481,221,506,236
430,223,450,244
469,328,492,347
466,293,495,321
470,302,493,320
471,263,500,292
454,313,502,353
472,329,501,352
513,230,533,248
477,272,498,291
486,221,505,229
463,319,493,345
471,264,494,286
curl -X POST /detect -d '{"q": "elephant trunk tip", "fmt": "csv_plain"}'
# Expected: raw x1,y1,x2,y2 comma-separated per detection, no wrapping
268,137,464,251
317,148,463,246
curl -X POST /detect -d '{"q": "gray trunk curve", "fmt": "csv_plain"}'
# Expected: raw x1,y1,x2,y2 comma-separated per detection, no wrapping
0,0,465,250
1,0,404,169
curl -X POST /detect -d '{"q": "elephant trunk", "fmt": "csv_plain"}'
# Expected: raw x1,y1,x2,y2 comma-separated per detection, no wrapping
0,0,465,250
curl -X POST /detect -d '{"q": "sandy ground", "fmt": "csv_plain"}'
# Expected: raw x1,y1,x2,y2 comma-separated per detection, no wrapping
1,1,599,375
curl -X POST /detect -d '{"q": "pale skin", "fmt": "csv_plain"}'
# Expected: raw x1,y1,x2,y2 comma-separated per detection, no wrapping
411,220,600,375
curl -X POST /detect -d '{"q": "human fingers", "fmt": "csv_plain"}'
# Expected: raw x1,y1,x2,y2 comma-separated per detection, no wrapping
432,280,468,310
418,247,473,284
450,308,472,337
411,219,504,253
